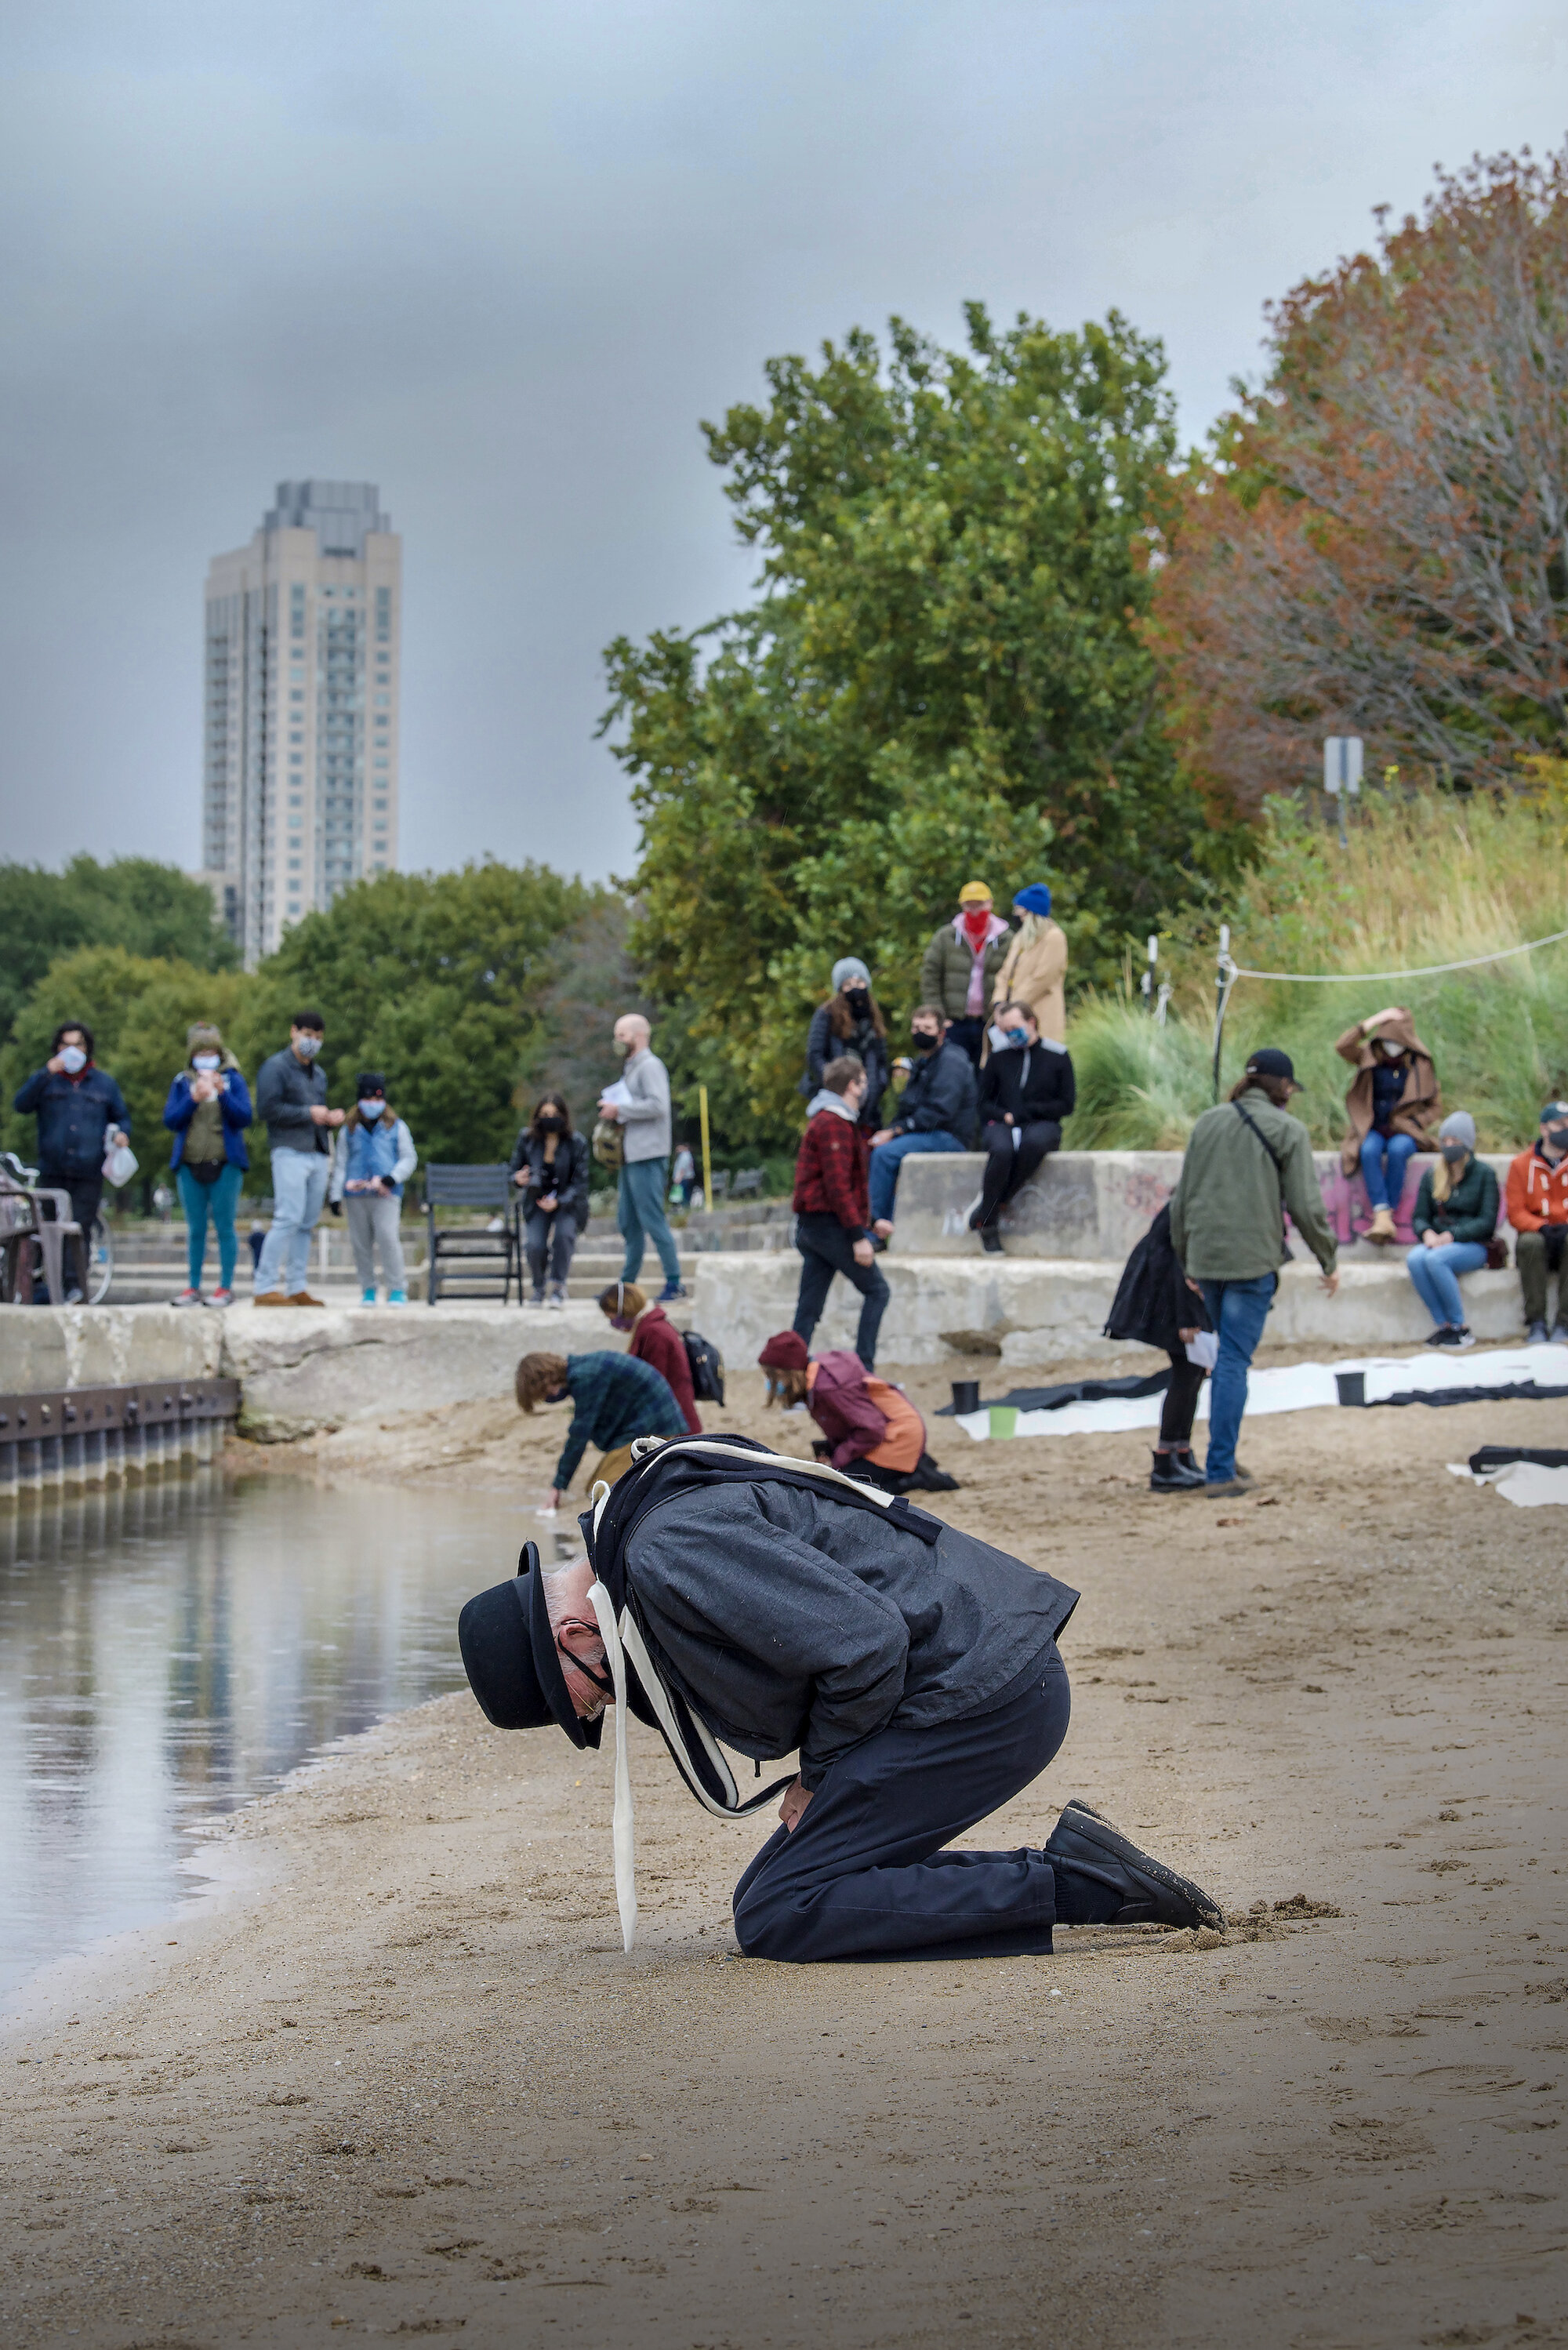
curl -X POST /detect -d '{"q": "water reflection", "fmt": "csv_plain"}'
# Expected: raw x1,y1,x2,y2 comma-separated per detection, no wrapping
0,1472,532,2003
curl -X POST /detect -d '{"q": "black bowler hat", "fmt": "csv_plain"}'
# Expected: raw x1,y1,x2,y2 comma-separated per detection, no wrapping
457,1542,601,1750
1244,1047,1298,1087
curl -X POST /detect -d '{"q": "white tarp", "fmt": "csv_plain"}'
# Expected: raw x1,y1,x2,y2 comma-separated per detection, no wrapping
1446,1458,1568,1508
956,1343,1568,1443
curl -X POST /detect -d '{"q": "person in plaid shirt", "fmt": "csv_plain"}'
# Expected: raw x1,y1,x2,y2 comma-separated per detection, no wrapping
791,1054,889,1368
517,1348,688,1510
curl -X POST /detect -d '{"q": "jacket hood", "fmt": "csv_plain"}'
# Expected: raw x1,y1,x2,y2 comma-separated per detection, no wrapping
952,912,1010,947
1355,1013,1431,1065
807,1088,859,1122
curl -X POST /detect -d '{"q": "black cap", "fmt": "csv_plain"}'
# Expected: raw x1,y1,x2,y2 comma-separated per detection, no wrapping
1244,1048,1298,1085
456,1543,600,1750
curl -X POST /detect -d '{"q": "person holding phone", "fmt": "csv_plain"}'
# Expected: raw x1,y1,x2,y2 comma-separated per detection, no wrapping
163,1021,252,1306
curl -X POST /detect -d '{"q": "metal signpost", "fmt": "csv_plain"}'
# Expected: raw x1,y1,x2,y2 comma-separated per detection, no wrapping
1323,735,1363,848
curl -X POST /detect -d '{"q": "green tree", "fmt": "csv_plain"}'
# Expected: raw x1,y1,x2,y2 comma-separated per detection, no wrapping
602,304,1238,1137
248,862,625,1166
0,856,239,1048
1,948,256,1186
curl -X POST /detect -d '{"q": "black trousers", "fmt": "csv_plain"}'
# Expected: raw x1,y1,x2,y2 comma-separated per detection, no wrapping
38,1164,102,1296
946,1016,986,1067
976,1120,1061,1227
1159,1353,1206,1447
731,1650,1070,1963
793,1212,889,1368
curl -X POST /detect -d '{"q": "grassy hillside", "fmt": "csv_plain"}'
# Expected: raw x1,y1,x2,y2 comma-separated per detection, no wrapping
1064,787,1568,1153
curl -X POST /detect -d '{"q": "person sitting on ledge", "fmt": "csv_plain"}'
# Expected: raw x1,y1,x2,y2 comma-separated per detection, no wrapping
757,1328,958,1495
457,1432,1225,1964
968,1001,1075,1255
1506,1101,1568,1345
867,1006,978,1244
1404,1111,1500,1350
1336,1006,1440,1245
517,1348,688,1512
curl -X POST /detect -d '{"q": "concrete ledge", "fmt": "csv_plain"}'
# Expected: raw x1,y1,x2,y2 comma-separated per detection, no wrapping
890,1149,1517,1261
691,1251,1527,1370
0,1302,225,1391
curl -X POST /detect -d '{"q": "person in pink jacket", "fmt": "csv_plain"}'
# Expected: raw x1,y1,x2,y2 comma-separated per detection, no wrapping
757,1331,957,1494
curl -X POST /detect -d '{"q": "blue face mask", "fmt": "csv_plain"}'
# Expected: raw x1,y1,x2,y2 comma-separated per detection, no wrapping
1005,1027,1028,1048
294,1034,321,1059
358,1099,385,1121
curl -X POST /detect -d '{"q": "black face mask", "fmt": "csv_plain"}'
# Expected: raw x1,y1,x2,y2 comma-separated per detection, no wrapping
911,1030,939,1053
844,986,869,1010
539,1116,564,1135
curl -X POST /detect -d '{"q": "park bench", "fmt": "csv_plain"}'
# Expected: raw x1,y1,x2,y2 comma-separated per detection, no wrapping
731,1168,766,1199
423,1164,519,1306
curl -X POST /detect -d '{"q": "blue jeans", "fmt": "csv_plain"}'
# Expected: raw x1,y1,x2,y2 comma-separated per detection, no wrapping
1360,1128,1417,1213
1198,1273,1278,1484
618,1156,681,1286
255,1145,331,1295
1406,1239,1488,1330
869,1128,968,1224
177,1162,243,1291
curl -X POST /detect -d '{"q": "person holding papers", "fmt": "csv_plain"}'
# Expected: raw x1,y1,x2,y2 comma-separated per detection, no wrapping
598,1012,685,1302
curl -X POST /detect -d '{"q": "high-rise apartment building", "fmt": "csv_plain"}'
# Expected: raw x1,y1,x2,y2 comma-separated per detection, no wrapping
202,481,401,962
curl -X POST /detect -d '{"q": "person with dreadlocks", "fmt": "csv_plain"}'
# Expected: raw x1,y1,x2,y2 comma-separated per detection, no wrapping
457,1433,1225,1963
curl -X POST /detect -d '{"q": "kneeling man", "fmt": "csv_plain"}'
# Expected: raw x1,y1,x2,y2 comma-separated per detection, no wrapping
458,1434,1221,1962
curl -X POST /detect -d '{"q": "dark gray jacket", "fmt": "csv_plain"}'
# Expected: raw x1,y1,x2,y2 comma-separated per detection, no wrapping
621,1478,1076,1789
893,1037,978,1142
256,1044,329,1156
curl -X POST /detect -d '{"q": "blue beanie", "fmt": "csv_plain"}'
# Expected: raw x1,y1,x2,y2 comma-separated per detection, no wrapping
1012,883,1052,918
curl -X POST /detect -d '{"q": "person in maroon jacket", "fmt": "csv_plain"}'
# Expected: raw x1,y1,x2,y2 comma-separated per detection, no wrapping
597,1280,702,1433
758,1331,958,1494
791,1053,890,1369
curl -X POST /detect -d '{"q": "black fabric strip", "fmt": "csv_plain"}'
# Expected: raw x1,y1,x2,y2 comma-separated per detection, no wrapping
1370,1379,1568,1411
1468,1444,1568,1471
935,1370,1171,1417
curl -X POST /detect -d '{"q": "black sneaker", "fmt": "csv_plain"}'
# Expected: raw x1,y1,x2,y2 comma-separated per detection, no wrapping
1046,1800,1225,1931
1430,1324,1475,1349
1149,1450,1207,1492
980,1228,1003,1255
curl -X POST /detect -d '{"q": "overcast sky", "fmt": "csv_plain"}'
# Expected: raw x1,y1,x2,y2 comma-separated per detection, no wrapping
2,1,1564,886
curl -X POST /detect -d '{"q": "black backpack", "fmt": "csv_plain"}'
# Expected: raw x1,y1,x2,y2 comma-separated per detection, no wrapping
682,1328,725,1405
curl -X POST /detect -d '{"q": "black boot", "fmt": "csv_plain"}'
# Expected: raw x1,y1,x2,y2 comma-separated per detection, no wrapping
1149,1448,1206,1492
1044,1800,1225,1930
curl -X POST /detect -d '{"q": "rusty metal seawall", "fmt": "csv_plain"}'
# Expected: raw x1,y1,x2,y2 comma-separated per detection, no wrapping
0,1378,240,1498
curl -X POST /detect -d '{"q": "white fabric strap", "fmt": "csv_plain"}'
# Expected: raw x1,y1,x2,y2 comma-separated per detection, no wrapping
587,1578,637,1955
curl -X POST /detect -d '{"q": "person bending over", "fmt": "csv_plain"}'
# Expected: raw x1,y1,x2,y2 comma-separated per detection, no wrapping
1337,1007,1440,1244
517,1348,688,1511
597,1281,702,1433
758,1329,957,1495
458,1432,1224,1963
1507,1101,1568,1344
1405,1112,1499,1349
969,1001,1075,1254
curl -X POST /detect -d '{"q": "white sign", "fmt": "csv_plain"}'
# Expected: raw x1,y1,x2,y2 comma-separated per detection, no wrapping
1323,736,1363,796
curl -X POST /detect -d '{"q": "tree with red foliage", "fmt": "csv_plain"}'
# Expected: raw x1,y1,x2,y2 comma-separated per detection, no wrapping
1151,146,1568,814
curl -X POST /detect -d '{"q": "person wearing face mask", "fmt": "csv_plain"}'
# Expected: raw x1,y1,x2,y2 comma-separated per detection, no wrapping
253,1012,345,1306
598,1012,685,1302
800,960,890,1132
162,1022,253,1306
1405,1111,1501,1349
1506,1102,1568,1343
867,1007,978,1240
13,1020,132,1303
1337,1006,1441,1244
790,1053,889,1365
516,1347,689,1513
510,1093,591,1309
920,882,1013,1066
595,1280,702,1432
970,1002,1076,1253
328,1073,418,1305
989,882,1069,1048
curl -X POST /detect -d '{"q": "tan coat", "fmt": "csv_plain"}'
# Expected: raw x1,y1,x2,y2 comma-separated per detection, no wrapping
991,917,1068,1044
1335,1013,1441,1173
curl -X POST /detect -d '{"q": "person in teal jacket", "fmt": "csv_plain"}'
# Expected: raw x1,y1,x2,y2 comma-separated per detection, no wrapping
1405,1111,1500,1348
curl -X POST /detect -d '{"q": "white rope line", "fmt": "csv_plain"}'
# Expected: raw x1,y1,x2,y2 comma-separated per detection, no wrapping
1222,924,1568,985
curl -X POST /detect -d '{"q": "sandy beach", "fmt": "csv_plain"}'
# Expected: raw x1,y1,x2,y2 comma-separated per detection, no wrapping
2,1357,1566,2349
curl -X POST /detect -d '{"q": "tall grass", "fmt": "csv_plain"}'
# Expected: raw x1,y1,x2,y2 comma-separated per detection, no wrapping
1063,789,1568,1151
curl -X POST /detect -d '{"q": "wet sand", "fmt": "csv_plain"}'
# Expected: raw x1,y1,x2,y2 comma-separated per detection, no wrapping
2,1357,1566,2348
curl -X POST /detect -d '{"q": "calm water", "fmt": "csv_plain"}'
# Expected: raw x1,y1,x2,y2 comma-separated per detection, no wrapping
0,1471,542,2004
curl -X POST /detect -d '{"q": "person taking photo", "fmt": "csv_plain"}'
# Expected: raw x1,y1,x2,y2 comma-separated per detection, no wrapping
163,1020,252,1307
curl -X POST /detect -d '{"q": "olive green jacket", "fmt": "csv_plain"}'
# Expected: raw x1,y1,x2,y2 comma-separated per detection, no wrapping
1169,1088,1338,1282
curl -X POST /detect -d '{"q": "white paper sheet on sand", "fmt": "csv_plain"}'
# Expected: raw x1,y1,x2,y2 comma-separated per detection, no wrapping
954,1343,1568,1442
1446,1458,1568,1508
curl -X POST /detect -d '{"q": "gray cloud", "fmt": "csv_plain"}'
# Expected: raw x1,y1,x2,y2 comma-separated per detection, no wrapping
1,0,1564,881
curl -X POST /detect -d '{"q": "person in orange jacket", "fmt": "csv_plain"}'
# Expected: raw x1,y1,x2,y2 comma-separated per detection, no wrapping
1506,1101,1568,1342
